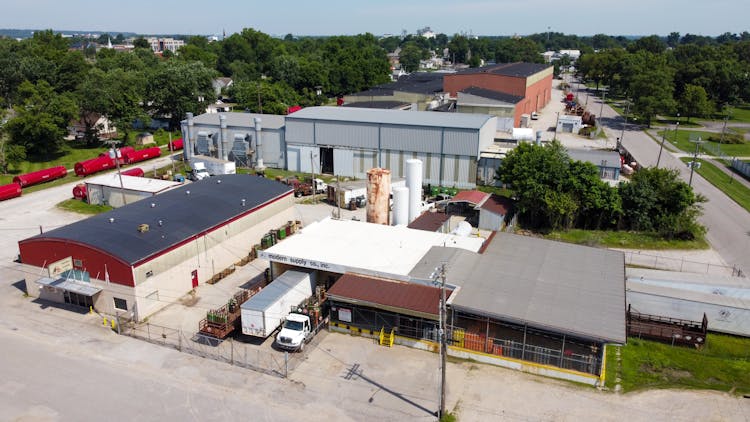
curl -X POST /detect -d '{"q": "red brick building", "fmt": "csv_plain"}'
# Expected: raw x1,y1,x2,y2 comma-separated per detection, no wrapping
444,63,553,127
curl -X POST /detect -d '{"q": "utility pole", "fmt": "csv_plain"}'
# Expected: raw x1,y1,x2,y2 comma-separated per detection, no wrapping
656,130,667,168
432,263,448,419
598,89,606,125
719,106,731,145
103,139,127,206
688,137,704,188
618,98,630,150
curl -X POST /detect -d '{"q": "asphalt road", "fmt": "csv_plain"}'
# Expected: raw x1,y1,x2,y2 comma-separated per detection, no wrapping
579,78,750,275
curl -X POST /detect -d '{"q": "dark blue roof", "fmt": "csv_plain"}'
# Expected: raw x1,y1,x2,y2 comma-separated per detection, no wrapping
456,62,551,78
23,174,292,265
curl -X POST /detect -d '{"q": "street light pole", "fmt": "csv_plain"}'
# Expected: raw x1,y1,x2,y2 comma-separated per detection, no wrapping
618,98,630,150
688,137,704,188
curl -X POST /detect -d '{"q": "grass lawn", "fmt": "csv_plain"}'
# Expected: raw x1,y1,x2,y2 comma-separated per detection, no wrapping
679,157,750,213
121,129,182,147
657,129,750,157
0,144,107,185
545,229,708,250
611,334,750,395
56,198,113,215
250,167,340,184
727,104,750,124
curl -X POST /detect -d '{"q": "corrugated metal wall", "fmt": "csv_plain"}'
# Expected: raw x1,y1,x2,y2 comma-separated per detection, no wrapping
298,146,320,173
333,148,355,178
381,126,441,153
426,153,440,185
443,129,478,156
442,156,456,186
286,146,300,172
479,209,504,231
353,150,377,179
261,131,283,167
285,120,314,144
478,157,502,186
456,156,471,187
316,122,378,149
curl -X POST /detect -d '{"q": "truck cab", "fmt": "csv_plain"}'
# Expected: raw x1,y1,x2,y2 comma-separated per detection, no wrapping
275,313,312,351
190,162,210,181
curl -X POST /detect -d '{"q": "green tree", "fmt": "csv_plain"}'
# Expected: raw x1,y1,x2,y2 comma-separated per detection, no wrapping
133,37,150,49
399,43,423,72
678,84,713,121
146,61,216,129
619,167,705,239
626,52,676,126
5,80,78,156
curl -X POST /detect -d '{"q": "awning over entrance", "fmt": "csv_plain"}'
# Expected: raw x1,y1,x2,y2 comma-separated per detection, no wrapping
36,277,102,296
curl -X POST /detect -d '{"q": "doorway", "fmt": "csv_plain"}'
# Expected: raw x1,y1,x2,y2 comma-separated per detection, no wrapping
320,147,333,174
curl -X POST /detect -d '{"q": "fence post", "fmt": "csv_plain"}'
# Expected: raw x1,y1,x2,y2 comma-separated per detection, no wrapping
284,351,289,378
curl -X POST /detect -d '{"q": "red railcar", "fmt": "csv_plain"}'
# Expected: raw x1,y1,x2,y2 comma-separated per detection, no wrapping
124,147,161,164
0,183,22,201
167,138,183,151
99,146,135,164
12,166,68,188
120,167,144,177
74,156,115,176
72,183,87,200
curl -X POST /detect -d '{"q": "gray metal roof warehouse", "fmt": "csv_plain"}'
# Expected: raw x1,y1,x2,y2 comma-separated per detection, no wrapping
409,232,626,343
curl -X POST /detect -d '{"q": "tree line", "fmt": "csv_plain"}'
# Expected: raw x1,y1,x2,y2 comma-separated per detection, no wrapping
497,142,705,239
576,34,750,126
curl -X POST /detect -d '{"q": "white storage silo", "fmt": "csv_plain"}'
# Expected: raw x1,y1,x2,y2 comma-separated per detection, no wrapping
392,186,409,226
405,159,423,223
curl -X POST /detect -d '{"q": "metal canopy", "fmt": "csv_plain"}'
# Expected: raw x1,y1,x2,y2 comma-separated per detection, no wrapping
36,277,102,296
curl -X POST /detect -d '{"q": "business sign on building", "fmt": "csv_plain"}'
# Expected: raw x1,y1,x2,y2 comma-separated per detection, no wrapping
48,256,73,278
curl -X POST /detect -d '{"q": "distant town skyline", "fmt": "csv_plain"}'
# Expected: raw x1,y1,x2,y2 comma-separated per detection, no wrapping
1,0,748,38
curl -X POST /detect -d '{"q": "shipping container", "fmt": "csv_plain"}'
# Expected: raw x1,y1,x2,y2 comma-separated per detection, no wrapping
74,156,115,176
12,166,67,188
167,138,183,151
0,183,22,201
120,167,144,177
240,270,316,337
124,146,162,164
72,183,87,200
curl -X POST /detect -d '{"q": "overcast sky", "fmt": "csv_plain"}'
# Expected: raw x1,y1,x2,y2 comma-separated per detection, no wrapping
1,0,747,37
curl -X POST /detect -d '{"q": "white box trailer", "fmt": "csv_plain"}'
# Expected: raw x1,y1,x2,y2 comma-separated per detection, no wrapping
328,178,406,207
190,155,236,176
240,270,316,338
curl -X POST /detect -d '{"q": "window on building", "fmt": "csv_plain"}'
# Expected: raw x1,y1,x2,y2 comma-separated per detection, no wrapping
113,297,128,311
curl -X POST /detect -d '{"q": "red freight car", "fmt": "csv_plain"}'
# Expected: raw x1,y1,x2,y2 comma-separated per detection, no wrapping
124,147,161,164
74,156,115,176
12,166,68,188
0,183,22,201
72,183,87,200
167,138,183,151
120,167,144,177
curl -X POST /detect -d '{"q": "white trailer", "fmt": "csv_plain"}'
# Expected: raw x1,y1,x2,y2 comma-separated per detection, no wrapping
240,270,316,338
190,155,236,177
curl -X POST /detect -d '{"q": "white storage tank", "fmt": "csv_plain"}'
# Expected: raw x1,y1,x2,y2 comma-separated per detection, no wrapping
405,159,423,223
392,186,409,226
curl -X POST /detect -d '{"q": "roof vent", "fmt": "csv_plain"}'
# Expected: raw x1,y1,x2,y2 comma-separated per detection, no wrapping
158,220,163,227
241,199,246,206
217,179,222,184
109,218,115,223
150,203,156,208
186,190,190,195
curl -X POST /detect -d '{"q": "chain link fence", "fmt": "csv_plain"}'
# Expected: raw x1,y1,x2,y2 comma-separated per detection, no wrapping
731,158,750,180
119,320,327,378
622,250,742,276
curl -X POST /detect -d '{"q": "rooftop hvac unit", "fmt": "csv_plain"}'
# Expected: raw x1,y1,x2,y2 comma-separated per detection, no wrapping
137,224,150,233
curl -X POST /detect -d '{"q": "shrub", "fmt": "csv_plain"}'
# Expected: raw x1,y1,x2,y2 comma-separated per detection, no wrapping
707,133,745,144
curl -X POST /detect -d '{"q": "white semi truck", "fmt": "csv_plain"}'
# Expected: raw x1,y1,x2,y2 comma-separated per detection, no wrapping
189,155,236,180
240,270,316,338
